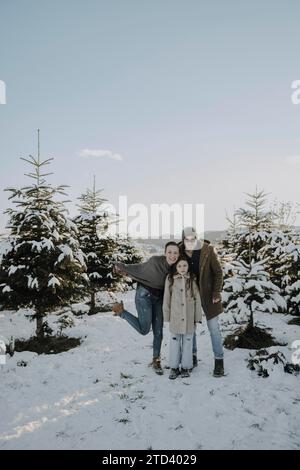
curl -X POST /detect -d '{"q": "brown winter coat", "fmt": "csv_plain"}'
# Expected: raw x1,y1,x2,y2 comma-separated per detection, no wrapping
197,241,224,319
163,273,202,335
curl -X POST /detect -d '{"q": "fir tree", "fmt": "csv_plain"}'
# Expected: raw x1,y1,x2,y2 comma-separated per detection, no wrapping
74,177,119,313
219,210,240,279
113,233,143,290
223,258,286,328
221,209,239,256
234,188,274,264
278,237,300,315
258,229,292,289
0,130,88,338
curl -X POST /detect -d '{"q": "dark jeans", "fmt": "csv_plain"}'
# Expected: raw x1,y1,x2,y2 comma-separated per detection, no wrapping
121,284,163,358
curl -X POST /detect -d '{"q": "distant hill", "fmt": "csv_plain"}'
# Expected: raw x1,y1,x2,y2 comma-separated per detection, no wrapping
135,230,227,249
136,226,300,251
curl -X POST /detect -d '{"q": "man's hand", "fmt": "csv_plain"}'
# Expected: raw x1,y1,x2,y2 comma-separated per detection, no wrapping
113,265,126,276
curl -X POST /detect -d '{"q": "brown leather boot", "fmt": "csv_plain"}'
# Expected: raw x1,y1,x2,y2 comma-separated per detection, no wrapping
112,301,124,316
151,357,164,375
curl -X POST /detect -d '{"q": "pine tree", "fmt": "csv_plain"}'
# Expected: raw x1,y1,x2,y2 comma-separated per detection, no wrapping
221,209,239,256
0,130,88,338
74,177,119,313
258,201,300,311
258,229,292,288
234,188,274,264
223,258,286,328
0,233,11,308
219,210,240,279
278,236,300,315
113,233,143,290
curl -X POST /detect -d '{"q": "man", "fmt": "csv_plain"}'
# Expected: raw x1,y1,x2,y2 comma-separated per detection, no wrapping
180,227,225,377
112,241,180,375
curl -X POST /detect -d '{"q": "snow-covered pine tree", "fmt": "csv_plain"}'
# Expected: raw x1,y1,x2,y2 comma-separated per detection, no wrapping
113,233,143,290
0,233,10,308
234,188,274,264
0,130,88,338
223,258,286,328
278,235,300,315
74,177,119,313
258,201,300,311
258,229,292,296
221,210,239,257
219,210,240,279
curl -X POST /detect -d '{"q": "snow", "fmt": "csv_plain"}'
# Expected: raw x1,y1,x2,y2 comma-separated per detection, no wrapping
0,291,299,450
81,274,90,283
27,275,39,289
57,245,73,264
31,238,54,252
89,272,102,279
74,250,86,267
8,265,26,276
48,275,61,288
1,285,12,293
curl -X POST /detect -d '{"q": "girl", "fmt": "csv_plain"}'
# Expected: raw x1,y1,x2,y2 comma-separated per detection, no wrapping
163,256,202,379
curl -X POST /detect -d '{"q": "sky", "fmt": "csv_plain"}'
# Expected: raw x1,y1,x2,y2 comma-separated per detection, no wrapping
0,0,300,234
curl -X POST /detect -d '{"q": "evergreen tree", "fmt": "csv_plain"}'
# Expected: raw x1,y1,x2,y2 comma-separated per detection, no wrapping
234,188,273,264
0,131,88,338
278,237,300,315
257,200,300,311
0,233,10,308
219,210,240,279
258,229,292,288
221,210,240,256
222,190,298,317
113,233,143,290
74,178,143,312
223,258,286,328
74,177,119,313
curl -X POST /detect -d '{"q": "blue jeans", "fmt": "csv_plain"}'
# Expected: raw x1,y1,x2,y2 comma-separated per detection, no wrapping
193,316,224,359
169,333,193,370
121,284,163,359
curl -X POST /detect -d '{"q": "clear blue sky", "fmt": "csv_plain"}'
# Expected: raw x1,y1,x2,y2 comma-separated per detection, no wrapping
1,0,300,232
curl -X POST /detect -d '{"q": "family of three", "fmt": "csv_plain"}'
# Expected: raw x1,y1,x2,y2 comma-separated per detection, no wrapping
112,227,225,379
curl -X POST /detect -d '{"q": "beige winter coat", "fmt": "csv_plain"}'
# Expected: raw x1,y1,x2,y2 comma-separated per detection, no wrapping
163,273,203,335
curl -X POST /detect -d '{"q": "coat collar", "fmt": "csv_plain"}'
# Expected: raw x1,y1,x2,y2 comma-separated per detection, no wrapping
173,272,191,280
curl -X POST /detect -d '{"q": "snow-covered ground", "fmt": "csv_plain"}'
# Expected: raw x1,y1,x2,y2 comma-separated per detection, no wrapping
0,290,299,450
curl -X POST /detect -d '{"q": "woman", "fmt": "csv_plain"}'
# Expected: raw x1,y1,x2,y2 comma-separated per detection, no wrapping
112,241,179,375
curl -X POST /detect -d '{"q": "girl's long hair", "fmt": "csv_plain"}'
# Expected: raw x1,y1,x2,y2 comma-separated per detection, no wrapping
167,255,197,299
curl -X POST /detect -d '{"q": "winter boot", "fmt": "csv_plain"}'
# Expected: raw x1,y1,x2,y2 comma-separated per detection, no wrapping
169,368,180,380
181,368,190,378
213,358,225,377
112,301,124,316
193,354,198,368
152,357,164,375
